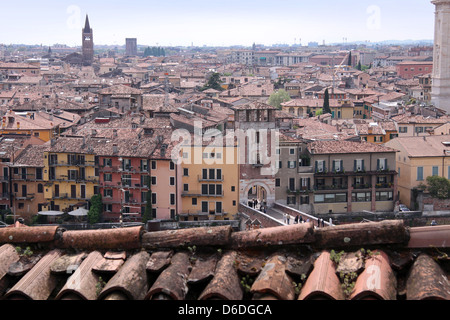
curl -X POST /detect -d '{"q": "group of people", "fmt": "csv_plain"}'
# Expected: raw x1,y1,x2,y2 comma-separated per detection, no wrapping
284,214,330,228
248,198,267,213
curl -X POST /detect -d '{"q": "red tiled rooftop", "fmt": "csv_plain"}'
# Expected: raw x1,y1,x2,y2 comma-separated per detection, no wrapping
0,221,448,301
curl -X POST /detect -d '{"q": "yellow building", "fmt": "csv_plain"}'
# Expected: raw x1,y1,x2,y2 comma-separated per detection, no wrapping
43,137,100,212
384,135,450,209
178,135,239,221
356,120,399,145
0,110,80,142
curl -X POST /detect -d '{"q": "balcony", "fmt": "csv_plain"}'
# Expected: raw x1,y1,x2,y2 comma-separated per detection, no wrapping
314,185,348,191
0,193,9,200
286,187,312,194
49,160,95,167
181,191,225,198
375,183,394,189
198,175,224,182
14,193,35,201
352,184,372,190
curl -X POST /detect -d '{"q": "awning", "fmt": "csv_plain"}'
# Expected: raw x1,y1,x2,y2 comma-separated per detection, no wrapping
37,211,64,216
68,208,88,217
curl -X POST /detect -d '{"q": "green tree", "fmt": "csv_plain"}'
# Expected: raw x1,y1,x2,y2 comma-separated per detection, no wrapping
201,72,224,91
323,89,331,114
268,89,291,109
425,176,450,199
356,61,362,71
347,52,352,66
88,194,103,225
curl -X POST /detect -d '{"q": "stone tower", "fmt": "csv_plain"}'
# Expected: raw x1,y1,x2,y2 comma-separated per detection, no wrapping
126,38,138,56
431,0,450,113
82,15,94,66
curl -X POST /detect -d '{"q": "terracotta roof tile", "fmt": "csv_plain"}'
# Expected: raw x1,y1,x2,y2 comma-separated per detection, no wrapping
0,222,448,301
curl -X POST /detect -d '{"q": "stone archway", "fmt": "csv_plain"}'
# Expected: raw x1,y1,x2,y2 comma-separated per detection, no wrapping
240,179,275,208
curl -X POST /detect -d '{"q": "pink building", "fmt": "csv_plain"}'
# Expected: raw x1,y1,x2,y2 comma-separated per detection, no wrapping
97,134,179,223
396,61,433,79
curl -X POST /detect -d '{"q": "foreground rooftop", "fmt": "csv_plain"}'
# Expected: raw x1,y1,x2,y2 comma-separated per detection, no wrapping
0,220,448,301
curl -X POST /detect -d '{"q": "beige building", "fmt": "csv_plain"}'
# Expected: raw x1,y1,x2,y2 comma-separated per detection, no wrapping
307,140,398,214
384,134,450,209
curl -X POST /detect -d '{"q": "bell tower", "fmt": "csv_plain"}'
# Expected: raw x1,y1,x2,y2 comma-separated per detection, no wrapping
431,0,450,113
82,14,94,66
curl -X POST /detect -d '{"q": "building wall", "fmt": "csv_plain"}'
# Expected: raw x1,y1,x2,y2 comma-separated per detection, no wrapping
180,145,239,221
43,152,97,212
11,167,45,223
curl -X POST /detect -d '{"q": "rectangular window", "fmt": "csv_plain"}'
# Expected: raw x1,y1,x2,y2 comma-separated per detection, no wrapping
316,160,325,173
376,191,393,201
201,184,208,195
201,201,208,213
216,202,223,214
417,167,424,181
432,166,439,176
333,160,343,173
36,168,43,180
289,178,295,191
170,194,175,205
151,161,157,170
68,170,78,181
104,189,113,198
377,158,387,171
140,160,149,172
170,177,175,186
192,198,198,205
183,168,189,176
122,175,132,187
275,178,281,187
151,193,157,205
216,184,223,196
183,184,189,192
352,192,371,202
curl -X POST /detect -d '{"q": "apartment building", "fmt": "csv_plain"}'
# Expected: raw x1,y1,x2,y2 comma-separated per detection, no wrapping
307,140,398,214
275,134,314,213
10,144,48,223
178,135,239,221
42,137,100,213
384,135,450,209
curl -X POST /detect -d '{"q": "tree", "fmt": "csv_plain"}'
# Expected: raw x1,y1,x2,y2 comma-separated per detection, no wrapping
201,72,224,92
88,194,103,225
347,51,352,67
268,89,291,109
323,89,331,114
425,176,450,199
356,61,362,71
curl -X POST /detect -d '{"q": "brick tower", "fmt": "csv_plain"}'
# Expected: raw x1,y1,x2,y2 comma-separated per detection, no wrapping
82,15,94,66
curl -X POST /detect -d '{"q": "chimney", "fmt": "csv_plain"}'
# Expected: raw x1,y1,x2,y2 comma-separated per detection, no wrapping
113,129,118,137
113,144,118,154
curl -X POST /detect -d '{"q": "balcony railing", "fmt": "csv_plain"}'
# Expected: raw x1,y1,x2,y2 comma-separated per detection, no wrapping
352,184,372,190
198,175,224,182
181,191,225,197
314,185,348,191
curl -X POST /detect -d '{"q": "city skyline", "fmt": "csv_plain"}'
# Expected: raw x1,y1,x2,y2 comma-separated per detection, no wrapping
0,0,436,47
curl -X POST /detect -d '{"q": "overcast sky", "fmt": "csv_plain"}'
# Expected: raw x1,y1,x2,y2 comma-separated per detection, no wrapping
0,0,436,47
